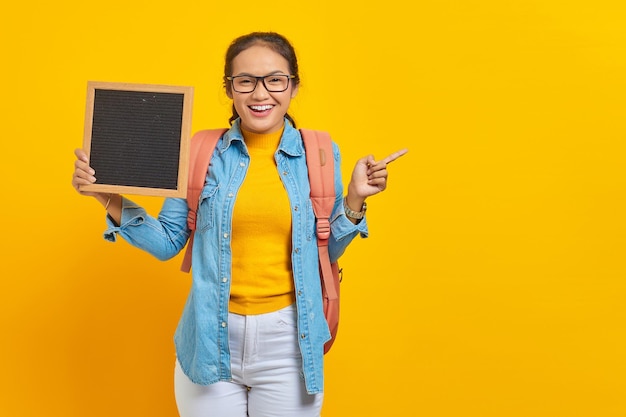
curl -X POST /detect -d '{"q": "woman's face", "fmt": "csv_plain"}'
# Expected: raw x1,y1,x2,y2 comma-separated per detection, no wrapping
227,44,298,134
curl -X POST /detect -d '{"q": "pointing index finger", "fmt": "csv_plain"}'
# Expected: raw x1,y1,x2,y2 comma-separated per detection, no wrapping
381,148,409,165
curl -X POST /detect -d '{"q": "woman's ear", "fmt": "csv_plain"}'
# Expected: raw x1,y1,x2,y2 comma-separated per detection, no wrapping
291,84,299,99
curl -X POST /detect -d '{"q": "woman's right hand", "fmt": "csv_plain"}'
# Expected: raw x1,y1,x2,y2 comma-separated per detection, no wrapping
72,148,103,199
72,149,122,223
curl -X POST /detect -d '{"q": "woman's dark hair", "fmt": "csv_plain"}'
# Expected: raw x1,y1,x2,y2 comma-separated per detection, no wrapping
224,32,300,127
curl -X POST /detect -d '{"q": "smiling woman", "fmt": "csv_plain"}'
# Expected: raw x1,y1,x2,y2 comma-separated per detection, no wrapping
70,31,407,417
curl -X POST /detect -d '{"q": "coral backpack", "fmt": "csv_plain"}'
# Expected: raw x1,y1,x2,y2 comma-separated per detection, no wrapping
180,128,341,354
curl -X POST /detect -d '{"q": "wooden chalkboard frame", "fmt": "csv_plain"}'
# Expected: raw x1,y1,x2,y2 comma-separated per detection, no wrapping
81,81,194,197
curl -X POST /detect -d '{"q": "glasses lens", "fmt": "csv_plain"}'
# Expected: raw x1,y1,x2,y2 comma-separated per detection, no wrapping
263,75,289,92
232,76,256,93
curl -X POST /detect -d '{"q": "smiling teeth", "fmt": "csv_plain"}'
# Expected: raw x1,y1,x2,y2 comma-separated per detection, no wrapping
250,105,273,111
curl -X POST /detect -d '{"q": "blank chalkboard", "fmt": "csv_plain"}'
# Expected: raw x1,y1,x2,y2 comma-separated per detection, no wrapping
81,81,194,197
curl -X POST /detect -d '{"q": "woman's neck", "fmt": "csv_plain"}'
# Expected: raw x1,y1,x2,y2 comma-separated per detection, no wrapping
241,125,285,150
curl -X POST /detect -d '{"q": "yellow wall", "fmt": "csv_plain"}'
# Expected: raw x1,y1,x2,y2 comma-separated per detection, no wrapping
2,1,625,416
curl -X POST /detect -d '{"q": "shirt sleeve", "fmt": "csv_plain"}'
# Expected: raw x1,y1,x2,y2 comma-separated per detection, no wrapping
103,196,191,261
327,142,369,263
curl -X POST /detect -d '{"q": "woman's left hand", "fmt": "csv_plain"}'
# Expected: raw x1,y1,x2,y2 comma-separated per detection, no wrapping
347,148,408,200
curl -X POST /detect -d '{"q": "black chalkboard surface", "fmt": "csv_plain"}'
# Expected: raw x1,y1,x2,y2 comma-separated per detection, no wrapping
81,81,193,197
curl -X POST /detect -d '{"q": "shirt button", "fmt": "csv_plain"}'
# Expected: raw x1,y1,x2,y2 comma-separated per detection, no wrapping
223,233,229,239
282,171,288,175
300,333,306,339
294,248,300,254
297,290,303,296
222,322,227,328
228,193,234,198
294,206,299,211
240,162,245,167
222,277,228,283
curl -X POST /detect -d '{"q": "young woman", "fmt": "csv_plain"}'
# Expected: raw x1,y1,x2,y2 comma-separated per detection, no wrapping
72,32,406,417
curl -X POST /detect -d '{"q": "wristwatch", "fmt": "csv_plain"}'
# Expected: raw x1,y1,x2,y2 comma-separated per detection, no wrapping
343,197,367,220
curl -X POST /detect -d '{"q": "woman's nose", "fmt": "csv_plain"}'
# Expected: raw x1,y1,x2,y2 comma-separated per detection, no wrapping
251,80,270,98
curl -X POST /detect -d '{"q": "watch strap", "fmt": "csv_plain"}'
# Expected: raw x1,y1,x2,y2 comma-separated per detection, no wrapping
343,197,366,220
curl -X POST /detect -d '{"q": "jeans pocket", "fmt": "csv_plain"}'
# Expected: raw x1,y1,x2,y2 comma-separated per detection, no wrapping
277,304,298,328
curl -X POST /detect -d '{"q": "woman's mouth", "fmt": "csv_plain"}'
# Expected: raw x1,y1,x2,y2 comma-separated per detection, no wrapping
249,104,274,114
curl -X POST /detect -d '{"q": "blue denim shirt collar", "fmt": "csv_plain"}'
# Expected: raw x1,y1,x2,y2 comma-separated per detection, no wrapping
220,118,305,158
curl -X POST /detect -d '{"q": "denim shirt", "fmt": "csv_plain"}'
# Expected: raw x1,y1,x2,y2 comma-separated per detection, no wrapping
103,119,368,394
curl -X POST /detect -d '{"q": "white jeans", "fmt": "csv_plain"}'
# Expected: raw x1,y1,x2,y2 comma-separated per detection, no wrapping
174,305,324,417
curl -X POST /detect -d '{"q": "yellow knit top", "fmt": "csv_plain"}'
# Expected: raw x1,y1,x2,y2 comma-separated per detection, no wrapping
229,126,296,315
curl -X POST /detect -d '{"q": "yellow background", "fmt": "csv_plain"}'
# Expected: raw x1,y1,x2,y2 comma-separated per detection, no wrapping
2,1,625,416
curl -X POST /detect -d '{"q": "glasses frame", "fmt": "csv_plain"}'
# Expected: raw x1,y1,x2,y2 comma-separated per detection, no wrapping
226,74,296,93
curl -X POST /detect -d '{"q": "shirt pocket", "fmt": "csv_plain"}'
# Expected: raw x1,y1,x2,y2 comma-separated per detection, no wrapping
197,183,220,233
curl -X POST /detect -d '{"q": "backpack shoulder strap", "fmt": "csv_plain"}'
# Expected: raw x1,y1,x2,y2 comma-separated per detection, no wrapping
300,128,339,301
300,128,335,243
181,128,228,273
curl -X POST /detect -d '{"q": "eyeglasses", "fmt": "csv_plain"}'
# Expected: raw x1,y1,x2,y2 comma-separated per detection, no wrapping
226,74,295,93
